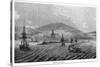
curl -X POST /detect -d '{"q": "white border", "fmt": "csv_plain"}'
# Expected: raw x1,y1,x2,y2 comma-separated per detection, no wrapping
14,0,97,7
11,0,97,66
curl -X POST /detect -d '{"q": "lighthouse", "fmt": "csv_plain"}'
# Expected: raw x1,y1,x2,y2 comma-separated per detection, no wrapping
60,34,65,46
51,29,55,38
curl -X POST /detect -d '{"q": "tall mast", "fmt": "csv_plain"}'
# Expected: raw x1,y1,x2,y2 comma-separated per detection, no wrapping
21,20,28,47
22,26,27,40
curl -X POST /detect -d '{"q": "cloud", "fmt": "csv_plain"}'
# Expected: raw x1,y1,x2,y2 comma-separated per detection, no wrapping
15,2,96,32
82,22,88,28
26,20,32,25
15,11,20,20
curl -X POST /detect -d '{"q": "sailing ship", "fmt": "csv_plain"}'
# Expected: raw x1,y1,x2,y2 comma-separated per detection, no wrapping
19,25,31,51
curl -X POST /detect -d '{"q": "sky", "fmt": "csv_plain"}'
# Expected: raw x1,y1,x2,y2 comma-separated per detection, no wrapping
14,2,96,33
